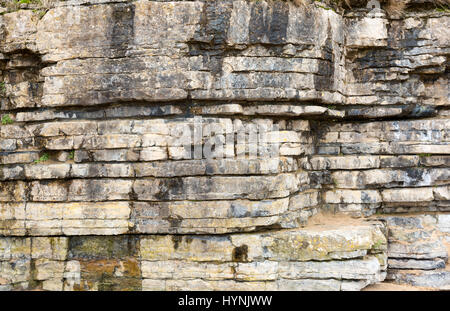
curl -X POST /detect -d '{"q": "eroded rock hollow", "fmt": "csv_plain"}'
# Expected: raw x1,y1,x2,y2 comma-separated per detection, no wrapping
0,0,449,291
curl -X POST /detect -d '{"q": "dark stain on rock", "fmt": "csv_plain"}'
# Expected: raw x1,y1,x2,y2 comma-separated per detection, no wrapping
309,171,332,187
108,3,136,57
405,168,425,185
287,6,316,42
400,27,422,49
254,223,283,232
28,81,42,101
351,20,430,96
388,217,423,229
80,2,147,106
3,51,44,83
409,105,436,118
129,187,139,201
85,179,104,201
168,215,183,228
232,244,248,262
351,48,398,72
205,162,216,175
171,236,183,250
229,203,250,218
361,191,372,203
154,177,184,201
188,0,234,75
249,1,289,44
314,23,334,91
1,51,47,110
68,236,139,260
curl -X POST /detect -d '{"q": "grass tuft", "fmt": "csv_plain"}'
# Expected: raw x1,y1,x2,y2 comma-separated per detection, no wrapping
68,150,75,160
34,153,50,164
1,114,14,125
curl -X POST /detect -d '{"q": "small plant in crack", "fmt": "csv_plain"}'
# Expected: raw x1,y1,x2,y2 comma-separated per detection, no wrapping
32,8,48,19
1,0,50,14
34,153,49,164
68,150,75,160
18,0,43,4
435,4,450,13
1,114,14,125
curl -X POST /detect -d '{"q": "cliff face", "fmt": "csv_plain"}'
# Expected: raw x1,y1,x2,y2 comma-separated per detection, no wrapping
0,0,449,291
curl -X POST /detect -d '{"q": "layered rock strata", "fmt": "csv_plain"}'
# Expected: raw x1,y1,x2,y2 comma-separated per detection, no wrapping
0,0,449,290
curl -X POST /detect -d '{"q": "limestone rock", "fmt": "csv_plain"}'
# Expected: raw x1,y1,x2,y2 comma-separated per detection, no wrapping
0,0,448,291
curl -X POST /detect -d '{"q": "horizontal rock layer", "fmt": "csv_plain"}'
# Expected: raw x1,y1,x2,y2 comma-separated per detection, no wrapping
0,221,387,291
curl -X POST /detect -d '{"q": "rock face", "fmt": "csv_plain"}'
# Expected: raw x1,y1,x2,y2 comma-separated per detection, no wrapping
0,0,448,290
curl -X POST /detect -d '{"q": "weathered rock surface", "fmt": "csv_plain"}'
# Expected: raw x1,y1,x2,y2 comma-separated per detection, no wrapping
374,215,450,289
0,221,387,291
0,0,449,291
